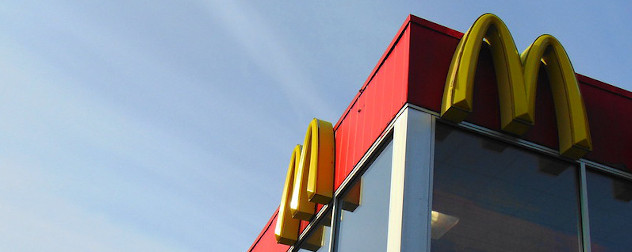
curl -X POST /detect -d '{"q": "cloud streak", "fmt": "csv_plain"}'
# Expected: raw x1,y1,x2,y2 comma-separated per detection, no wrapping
202,0,339,119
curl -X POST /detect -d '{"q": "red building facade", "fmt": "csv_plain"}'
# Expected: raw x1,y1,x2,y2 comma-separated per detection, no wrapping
249,14,632,252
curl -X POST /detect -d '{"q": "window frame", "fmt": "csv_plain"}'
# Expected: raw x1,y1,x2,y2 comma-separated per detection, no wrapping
288,104,632,252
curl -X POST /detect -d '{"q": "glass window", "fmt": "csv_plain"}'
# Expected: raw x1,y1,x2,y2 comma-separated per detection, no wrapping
586,170,632,251
335,140,393,252
432,124,581,252
298,210,332,252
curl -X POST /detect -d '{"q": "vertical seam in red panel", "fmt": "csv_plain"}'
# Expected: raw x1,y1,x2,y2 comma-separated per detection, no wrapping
341,122,350,188
404,25,412,106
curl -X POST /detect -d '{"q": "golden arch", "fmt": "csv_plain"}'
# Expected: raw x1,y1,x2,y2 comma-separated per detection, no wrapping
441,13,592,159
275,118,334,245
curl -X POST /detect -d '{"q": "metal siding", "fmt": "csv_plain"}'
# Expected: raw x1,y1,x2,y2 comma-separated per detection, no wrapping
405,16,632,172
333,26,409,189
248,208,290,252
522,67,560,149
581,78,632,171
407,21,460,113
333,121,348,188
251,14,632,251
251,19,414,250
299,219,309,237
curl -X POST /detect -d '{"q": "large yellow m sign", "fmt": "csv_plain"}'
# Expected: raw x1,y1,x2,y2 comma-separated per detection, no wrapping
441,13,592,159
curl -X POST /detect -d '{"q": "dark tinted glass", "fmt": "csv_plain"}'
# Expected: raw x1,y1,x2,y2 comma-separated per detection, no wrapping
586,170,632,252
432,124,581,252
298,210,332,252
335,140,393,252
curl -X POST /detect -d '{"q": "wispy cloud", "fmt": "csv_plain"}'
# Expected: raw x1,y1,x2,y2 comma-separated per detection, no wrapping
202,0,339,119
0,158,189,252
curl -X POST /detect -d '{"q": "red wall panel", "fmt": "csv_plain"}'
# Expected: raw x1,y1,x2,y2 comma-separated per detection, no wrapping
250,16,413,252
251,14,632,251
405,17,632,172
332,21,410,189
407,19,460,113
248,209,290,252
580,76,632,170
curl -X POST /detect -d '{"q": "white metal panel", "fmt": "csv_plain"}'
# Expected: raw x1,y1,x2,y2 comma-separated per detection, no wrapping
387,108,435,252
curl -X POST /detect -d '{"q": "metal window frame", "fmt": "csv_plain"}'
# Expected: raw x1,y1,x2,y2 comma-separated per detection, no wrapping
288,204,332,252
579,162,592,252
386,107,435,251
433,117,590,251
289,104,401,252
290,103,632,252
409,103,632,252
329,125,396,252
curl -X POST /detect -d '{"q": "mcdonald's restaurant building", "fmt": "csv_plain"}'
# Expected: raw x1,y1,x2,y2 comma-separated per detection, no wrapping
249,14,632,252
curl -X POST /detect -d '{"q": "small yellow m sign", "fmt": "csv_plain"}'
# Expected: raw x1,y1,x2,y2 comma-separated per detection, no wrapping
275,119,334,246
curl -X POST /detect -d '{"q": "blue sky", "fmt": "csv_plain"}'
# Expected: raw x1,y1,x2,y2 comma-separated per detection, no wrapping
0,1,629,251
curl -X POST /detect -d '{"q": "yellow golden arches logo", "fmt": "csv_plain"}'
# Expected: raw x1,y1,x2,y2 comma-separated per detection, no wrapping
275,118,334,245
441,13,592,159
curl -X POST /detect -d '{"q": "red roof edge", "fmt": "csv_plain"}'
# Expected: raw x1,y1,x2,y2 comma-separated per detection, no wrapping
408,14,464,39
333,14,631,131
333,15,412,130
252,12,632,251
333,15,464,130
577,73,632,100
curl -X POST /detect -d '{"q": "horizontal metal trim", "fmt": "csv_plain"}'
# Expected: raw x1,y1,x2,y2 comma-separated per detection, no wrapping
289,204,331,252
291,103,632,251
291,104,411,251
407,103,632,181
582,159,632,181
332,105,406,198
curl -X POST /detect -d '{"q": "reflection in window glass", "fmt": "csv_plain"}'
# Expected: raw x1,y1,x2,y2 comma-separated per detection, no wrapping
298,211,332,252
335,140,393,252
586,170,632,252
432,124,581,252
